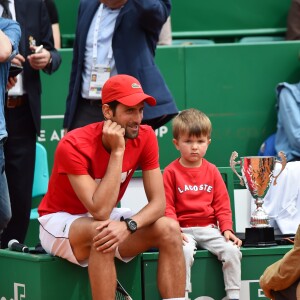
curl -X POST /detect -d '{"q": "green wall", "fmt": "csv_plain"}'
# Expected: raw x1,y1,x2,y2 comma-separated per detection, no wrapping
183,42,300,165
171,0,290,35
54,0,291,40
55,0,79,46
40,41,300,170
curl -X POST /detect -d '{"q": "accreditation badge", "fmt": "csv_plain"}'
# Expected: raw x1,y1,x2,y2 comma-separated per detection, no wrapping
88,64,110,99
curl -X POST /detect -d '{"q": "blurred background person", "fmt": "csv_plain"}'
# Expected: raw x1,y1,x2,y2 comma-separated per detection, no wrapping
45,0,61,49
275,82,300,162
260,225,300,300
158,16,172,46
0,0,61,249
286,0,300,40
0,16,21,247
64,0,178,132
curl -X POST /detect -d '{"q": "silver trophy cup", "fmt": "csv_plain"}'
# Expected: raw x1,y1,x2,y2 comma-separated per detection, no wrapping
230,151,287,246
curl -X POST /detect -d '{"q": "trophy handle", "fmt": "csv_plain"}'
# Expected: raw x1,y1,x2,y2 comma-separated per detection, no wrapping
230,151,244,186
272,151,287,185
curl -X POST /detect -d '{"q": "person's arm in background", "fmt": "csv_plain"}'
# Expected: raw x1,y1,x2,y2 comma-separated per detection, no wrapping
63,0,84,130
51,23,61,49
134,0,171,36
27,0,61,74
278,88,300,153
286,0,300,40
44,0,61,49
0,29,13,61
0,18,21,62
158,16,172,45
102,0,171,34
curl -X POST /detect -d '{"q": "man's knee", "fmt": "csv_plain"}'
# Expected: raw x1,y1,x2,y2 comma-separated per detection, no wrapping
162,217,181,235
88,219,111,237
156,217,181,245
71,218,106,245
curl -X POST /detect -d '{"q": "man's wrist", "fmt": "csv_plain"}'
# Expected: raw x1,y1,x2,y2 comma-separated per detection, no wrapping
121,217,137,233
110,149,125,158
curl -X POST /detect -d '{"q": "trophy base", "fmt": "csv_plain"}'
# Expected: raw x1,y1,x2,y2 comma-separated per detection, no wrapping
243,227,277,247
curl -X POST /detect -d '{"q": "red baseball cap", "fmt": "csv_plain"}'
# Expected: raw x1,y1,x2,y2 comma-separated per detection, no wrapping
102,74,156,106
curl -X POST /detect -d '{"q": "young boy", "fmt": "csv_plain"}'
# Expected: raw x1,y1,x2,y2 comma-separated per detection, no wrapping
163,108,242,300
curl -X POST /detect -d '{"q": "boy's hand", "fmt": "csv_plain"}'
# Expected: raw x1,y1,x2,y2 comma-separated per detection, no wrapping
224,230,242,247
181,232,189,245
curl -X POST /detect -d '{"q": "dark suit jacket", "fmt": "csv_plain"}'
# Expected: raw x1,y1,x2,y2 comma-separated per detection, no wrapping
64,0,177,129
15,0,61,134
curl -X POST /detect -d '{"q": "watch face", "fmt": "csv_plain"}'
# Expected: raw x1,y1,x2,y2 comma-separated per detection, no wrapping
127,219,137,232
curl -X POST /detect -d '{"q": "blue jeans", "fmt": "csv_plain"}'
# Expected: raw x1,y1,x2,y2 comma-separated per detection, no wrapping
0,140,11,245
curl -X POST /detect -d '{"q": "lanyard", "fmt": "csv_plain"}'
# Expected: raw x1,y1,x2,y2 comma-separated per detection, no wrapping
92,4,113,66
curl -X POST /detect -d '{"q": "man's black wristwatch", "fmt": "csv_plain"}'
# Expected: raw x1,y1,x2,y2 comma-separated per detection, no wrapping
121,217,137,233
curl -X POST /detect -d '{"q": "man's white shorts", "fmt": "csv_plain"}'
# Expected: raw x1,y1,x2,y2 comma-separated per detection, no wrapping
38,208,134,267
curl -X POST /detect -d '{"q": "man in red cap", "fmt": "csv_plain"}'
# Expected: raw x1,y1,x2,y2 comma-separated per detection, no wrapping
38,74,186,300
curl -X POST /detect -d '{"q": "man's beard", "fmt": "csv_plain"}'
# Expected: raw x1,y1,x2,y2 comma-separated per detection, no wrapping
124,124,139,139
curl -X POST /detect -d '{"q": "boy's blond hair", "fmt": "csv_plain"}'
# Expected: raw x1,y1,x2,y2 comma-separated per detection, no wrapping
172,108,212,140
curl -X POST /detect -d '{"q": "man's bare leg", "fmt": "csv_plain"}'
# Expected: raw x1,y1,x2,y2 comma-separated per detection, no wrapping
88,247,116,300
156,220,186,297
69,217,117,300
119,217,186,298
69,216,185,299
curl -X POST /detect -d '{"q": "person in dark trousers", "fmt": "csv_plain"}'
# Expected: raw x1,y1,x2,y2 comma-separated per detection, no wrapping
44,0,61,49
64,0,178,132
0,17,21,247
0,0,61,249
